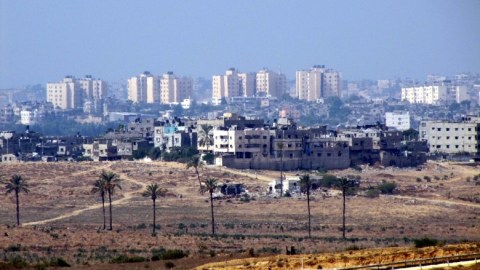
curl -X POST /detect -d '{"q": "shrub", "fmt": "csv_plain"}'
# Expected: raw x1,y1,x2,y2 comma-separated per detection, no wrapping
165,261,175,269
378,181,397,194
365,188,380,198
413,237,438,248
111,255,146,263
151,248,187,260
423,176,431,182
49,257,71,267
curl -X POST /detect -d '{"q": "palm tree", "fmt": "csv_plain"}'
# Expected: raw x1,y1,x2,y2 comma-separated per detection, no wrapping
299,174,313,238
186,155,204,190
198,125,213,152
142,183,167,236
100,170,122,231
337,177,357,240
276,141,285,197
91,178,107,230
3,175,29,226
202,178,218,235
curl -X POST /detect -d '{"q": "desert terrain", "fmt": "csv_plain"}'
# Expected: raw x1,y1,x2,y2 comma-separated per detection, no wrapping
0,160,479,269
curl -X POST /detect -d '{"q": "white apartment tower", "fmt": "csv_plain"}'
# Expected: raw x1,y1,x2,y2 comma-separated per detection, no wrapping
401,85,447,105
46,76,83,110
128,71,159,103
255,69,286,98
296,65,341,101
160,72,193,103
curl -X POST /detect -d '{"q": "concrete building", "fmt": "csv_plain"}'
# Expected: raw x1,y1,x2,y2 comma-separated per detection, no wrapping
401,85,447,104
212,68,240,100
296,65,341,101
160,72,192,103
238,72,256,97
20,110,35,125
385,111,411,131
128,71,159,103
419,116,480,155
255,69,287,98
78,75,106,100
46,76,83,110
47,75,106,110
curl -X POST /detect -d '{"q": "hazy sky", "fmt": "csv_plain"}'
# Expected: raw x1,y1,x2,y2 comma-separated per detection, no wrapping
1,0,479,88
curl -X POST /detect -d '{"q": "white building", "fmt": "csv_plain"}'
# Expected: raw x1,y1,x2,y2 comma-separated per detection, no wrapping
238,72,256,97
296,65,341,101
401,85,447,105
419,116,480,155
385,111,411,131
20,110,35,125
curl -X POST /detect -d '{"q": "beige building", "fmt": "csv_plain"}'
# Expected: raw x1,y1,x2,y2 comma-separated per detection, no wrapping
46,76,83,110
296,65,341,101
238,72,256,97
78,75,106,100
212,68,240,99
128,71,159,103
419,116,480,155
160,72,192,103
255,69,286,98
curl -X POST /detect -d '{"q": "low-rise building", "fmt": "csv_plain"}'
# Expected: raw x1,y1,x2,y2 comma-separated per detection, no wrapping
419,116,480,155
385,111,411,131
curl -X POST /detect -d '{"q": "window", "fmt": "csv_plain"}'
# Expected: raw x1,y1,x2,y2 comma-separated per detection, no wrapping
317,153,322,157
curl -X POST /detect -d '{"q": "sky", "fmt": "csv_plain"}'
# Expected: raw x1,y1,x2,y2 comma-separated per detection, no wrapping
0,0,479,88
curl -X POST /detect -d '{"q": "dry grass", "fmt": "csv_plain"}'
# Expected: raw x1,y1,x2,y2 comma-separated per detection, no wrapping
0,160,479,269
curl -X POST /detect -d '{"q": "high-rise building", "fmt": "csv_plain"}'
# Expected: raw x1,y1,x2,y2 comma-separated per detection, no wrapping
212,68,240,99
238,72,256,97
160,72,192,103
127,71,159,103
46,76,83,110
296,65,341,101
256,69,286,98
77,75,107,100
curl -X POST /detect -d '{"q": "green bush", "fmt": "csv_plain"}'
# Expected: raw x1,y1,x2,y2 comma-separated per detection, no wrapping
111,255,146,263
378,181,397,194
413,237,438,248
365,188,380,198
151,248,187,260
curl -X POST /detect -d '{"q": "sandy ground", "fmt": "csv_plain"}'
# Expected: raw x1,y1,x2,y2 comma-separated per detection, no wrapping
0,160,479,269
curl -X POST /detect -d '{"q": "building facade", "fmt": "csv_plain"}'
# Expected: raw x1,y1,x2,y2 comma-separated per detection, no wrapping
128,71,159,103
160,72,193,103
46,76,83,110
296,65,341,101
385,111,411,131
419,116,480,155
255,69,287,98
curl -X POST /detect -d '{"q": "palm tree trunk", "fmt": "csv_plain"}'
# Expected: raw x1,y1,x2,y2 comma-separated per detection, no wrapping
152,199,156,236
108,191,113,231
307,190,311,238
195,167,202,189
15,190,20,226
102,195,106,230
342,188,346,240
280,155,283,197
210,191,215,235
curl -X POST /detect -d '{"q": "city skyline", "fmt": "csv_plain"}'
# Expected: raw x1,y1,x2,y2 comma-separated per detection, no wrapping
1,0,479,88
